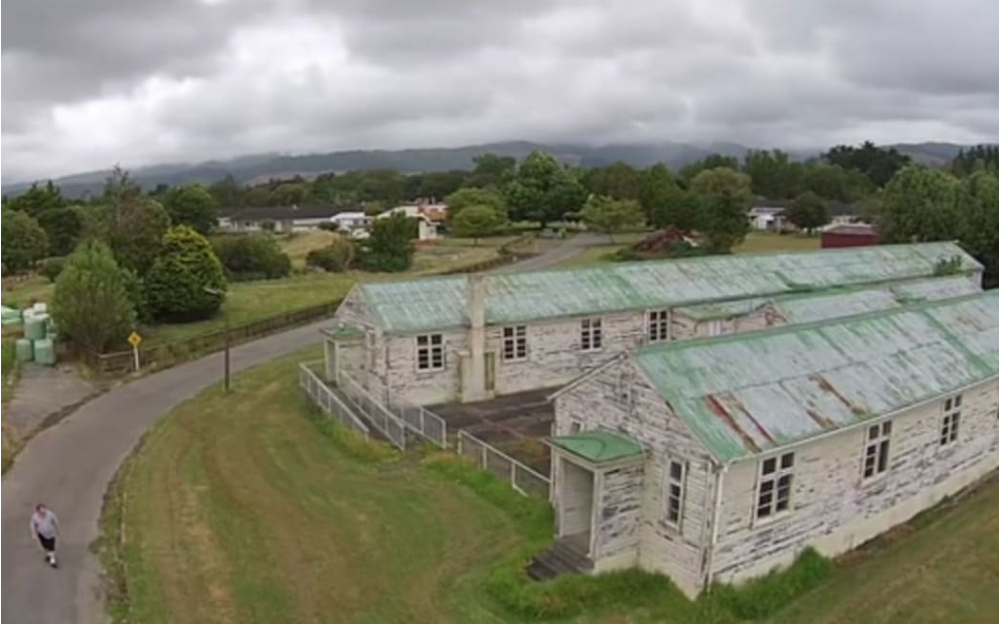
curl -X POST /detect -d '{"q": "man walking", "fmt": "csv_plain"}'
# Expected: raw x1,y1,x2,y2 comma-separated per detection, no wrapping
30,504,60,568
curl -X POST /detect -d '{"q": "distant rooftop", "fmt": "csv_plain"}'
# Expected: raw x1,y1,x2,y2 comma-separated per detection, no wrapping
357,242,983,333
633,290,999,462
219,204,351,220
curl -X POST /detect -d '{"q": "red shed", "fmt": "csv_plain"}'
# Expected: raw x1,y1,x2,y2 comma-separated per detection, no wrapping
821,224,881,249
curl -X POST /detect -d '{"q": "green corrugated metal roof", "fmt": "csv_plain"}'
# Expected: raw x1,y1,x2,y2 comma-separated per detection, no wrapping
322,325,365,339
633,290,999,463
552,430,644,463
359,242,981,333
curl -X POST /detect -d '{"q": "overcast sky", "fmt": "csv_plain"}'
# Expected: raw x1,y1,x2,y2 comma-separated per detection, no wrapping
3,0,998,182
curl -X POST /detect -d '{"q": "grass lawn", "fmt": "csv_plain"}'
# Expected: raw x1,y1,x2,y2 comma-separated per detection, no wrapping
107,349,999,624
107,351,522,624
1,274,55,309
553,231,823,269
2,330,24,471
276,231,340,268
142,273,357,344
733,231,821,255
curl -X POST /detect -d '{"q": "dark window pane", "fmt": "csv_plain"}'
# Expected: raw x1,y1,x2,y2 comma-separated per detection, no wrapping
877,441,889,472
670,462,683,480
763,458,777,474
945,398,952,411
954,395,962,408
868,425,879,440
781,453,794,469
883,421,892,435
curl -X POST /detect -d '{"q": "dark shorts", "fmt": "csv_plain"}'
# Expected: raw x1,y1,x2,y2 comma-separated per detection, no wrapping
37,534,56,552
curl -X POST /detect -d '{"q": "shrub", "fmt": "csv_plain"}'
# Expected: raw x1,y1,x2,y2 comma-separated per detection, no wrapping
51,241,136,357
40,257,67,282
1,208,49,270
306,237,356,272
144,226,227,322
212,234,292,281
260,220,276,232
358,213,414,272
317,221,339,232
706,547,832,619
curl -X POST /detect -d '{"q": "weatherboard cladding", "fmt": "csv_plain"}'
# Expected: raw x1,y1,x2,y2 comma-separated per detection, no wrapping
358,242,980,334
632,291,999,463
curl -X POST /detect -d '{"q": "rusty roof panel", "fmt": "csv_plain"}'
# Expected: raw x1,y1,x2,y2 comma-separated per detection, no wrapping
633,290,999,462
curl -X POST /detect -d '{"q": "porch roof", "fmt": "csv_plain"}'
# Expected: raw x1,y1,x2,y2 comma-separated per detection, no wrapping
552,431,644,464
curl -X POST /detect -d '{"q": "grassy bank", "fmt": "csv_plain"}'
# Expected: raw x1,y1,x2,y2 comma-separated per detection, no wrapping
103,348,999,623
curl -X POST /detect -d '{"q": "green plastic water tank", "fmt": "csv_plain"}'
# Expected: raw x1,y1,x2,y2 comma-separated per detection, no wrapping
15,338,34,362
33,338,56,366
24,314,47,340
1,305,22,325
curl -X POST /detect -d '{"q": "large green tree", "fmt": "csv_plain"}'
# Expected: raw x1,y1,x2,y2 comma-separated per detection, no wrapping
689,167,753,252
108,198,172,274
467,153,517,188
639,164,698,230
956,171,999,287
163,184,218,234
824,141,911,187
786,191,830,234
36,207,83,256
1,209,49,270
51,241,136,357
585,162,643,200
802,164,872,202
360,213,415,272
580,195,646,241
6,180,65,217
444,188,508,225
144,226,227,322
504,151,587,227
743,149,805,199
209,174,245,208
450,205,504,243
878,166,961,243
678,154,740,185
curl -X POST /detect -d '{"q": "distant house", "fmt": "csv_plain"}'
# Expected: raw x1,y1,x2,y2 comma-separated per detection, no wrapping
217,205,348,233
821,223,881,248
546,290,999,596
379,203,443,241
748,206,789,231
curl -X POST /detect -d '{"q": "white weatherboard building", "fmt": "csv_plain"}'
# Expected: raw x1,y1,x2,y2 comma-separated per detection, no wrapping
322,242,983,407
545,291,999,597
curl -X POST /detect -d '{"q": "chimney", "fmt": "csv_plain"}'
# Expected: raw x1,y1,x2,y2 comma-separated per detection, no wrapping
462,273,488,402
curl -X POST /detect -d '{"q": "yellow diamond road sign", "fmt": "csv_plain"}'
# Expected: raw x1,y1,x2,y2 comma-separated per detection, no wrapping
128,331,142,348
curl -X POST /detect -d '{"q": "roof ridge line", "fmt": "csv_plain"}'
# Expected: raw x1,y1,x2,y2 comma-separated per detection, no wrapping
634,289,997,357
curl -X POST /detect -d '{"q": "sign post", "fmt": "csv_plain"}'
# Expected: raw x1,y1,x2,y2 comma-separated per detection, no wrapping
128,331,143,372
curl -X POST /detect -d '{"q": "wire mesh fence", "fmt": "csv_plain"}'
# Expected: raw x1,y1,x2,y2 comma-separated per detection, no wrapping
457,430,550,499
298,362,370,439
336,371,407,449
391,400,449,449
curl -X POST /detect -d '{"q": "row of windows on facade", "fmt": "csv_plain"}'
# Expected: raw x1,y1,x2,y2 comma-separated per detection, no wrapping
664,393,976,529
414,311,676,371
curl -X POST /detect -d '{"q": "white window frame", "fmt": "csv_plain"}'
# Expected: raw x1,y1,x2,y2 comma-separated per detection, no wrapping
665,460,686,529
861,420,892,481
755,452,794,522
580,317,603,352
415,333,445,372
501,325,528,362
647,309,671,343
939,394,962,447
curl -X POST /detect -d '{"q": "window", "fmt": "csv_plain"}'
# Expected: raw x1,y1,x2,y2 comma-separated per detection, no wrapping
580,318,603,351
502,326,527,361
940,394,962,446
416,334,444,371
568,420,583,434
665,460,686,527
862,421,892,480
648,309,670,343
756,452,794,520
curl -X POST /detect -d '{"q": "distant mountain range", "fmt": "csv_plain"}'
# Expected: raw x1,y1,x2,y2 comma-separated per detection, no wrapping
2,140,984,199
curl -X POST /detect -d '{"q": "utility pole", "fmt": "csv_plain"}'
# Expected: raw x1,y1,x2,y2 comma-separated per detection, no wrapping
204,287,230,392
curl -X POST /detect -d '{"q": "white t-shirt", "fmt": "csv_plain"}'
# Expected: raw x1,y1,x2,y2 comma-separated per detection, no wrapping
31,510,59,539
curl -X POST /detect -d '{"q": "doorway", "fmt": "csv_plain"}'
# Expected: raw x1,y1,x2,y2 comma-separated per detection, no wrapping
557,456,595,556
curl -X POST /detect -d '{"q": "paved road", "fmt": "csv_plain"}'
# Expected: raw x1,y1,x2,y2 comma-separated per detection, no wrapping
490,232,604,273
0,238,601,624
1,320,329,624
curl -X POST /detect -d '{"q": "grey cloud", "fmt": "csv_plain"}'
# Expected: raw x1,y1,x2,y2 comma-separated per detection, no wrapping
2,0,998,182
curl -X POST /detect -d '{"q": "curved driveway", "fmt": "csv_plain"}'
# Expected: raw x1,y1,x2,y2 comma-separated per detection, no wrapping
0,234,596,624
1,320,328,624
